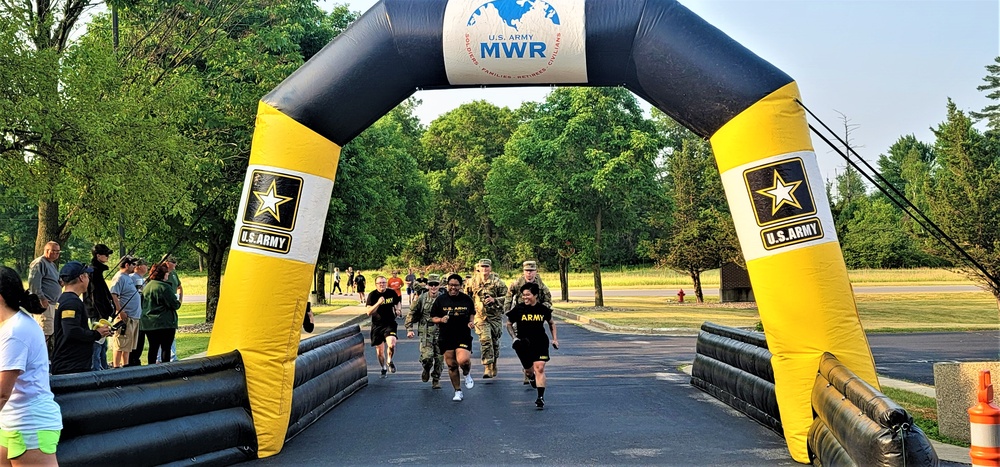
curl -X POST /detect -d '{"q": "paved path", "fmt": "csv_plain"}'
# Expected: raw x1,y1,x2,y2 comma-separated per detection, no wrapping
248,317,794,465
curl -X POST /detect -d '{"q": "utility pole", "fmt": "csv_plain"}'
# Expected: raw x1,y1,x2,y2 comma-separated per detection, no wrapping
113,7,126,257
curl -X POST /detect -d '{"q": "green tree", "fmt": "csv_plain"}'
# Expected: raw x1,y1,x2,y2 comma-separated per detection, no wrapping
971,56,1000,132
420,101,518,266
925,100,1000,304
322,99,431,272
641,113,738,302
841,197,921,268
489,87,663,306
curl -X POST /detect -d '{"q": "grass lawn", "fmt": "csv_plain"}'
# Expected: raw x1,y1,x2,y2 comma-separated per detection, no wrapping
171,266,978,297
562,291,998,332
882,387,970,447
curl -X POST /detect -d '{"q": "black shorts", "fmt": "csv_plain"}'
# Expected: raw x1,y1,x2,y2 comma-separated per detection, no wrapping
512,336,549,368
438,330,473,352
370,321,398,346
357,286,365,294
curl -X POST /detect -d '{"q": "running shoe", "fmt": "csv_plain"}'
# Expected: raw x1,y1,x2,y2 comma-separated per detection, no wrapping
432,379,441,389
453,390,464,401
388,362,396,373
535,397,544,408
380,366,387,378
465,374,474,389
421,366,430,382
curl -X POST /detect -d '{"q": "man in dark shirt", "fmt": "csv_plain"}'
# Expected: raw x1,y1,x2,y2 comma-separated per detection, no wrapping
507,282,559,408
366,276,401,378
51,261,111,375
430,274,476,402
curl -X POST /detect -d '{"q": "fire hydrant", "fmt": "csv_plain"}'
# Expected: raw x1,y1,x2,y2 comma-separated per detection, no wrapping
677,289,685,303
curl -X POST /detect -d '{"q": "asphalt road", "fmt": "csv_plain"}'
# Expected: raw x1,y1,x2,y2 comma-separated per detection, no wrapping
248,319,796,466
869,330,1000,385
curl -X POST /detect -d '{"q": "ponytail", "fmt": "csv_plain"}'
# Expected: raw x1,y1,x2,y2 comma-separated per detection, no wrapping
0,266,43,314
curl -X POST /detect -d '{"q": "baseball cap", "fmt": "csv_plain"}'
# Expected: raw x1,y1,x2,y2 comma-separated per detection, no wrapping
92,244,113,256
119,256,137,267
164,255,178,263
60,261,94,281
427,274,441,285
522,261,537,271
477,258,492,267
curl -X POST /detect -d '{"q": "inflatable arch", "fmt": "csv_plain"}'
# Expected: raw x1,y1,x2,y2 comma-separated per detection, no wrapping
206,0,879,462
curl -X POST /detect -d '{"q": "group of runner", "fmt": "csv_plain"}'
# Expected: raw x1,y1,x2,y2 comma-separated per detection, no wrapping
364,261,558,408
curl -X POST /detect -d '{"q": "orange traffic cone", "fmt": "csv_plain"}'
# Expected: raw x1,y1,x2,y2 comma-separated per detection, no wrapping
969,370,1000,466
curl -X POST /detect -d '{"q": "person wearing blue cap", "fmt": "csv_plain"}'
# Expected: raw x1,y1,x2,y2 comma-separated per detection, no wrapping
50,261,112,375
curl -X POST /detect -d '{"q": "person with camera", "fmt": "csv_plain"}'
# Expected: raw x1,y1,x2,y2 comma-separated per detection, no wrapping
506,282,559,409
85,244,116,371
140,263,181,365
109,257,141,368
0,266,63,465
430,274,476,402
465,259,507,379
51,262,112,375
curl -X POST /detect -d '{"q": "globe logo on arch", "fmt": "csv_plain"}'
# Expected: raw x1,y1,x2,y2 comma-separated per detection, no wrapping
463,0,564,81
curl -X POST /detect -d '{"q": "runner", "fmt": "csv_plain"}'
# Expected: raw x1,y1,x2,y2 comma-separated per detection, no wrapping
430,274,476,401
366,276,402,378
506,282,559,409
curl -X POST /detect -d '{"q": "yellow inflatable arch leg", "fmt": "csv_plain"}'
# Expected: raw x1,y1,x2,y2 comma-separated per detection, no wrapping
207,102,341,457
710,82,879,463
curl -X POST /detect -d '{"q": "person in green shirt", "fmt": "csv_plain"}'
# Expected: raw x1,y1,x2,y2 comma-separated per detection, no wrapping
140,263,181,365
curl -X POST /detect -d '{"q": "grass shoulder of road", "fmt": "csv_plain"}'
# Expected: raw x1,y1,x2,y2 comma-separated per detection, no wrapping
169,267,978,296
882,387,971,447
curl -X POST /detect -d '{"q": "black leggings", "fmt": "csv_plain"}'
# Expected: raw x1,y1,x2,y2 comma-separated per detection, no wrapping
332,281,342,294
146,328,176,364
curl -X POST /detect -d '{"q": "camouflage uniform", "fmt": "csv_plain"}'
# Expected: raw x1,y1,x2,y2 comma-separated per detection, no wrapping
466,271,507,376
506,275,553,311
404,287,443,386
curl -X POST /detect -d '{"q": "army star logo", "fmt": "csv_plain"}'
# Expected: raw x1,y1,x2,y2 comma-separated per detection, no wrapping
755,172,802,215
743,158,816,226
253,180,293,222
242,170,302,232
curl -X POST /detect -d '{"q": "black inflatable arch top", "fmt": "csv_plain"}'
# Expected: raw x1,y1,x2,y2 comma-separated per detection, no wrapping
265,0,791,145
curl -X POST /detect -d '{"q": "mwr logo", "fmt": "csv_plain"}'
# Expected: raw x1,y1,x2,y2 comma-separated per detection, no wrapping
242,170,302,232
464,0,563,80
743,158,816,227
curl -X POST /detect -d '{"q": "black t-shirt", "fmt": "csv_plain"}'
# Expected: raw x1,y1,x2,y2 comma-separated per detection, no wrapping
366,289,399,325
51,291,101,375
355,274,366,289
507,302,552,341
431,292,475,337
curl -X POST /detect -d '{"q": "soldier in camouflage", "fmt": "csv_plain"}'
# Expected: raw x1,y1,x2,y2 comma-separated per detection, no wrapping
506,261,553,384
405,274,444,389
465,259,507,379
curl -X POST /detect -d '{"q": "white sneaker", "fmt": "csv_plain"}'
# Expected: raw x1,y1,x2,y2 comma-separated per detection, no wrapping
453,390,464,401
464,374,474,389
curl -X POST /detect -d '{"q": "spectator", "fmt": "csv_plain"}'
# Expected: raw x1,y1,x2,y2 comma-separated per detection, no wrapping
51,261,111,375
140,263,180,365
404,269,416,304
85,244,115,371
332,268,343,295
346,266,355,295
0,266,63,465
163,256,182,362
127,259,148,367
27,241,61,354
109,257,141,368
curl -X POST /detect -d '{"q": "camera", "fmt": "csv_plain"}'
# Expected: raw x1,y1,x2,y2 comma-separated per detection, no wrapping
111,320,127,336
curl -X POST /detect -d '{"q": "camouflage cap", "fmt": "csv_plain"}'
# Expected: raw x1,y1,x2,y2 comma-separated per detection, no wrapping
522,261,537,271
477,258,492,267
427,274,441,284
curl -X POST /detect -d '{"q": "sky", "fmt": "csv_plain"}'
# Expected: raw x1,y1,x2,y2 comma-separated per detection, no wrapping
320,0,999,183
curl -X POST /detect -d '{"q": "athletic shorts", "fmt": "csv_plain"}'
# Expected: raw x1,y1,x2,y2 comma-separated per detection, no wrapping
0,429,59,458
438,331,473,352
512,336,549,369
406,286,413,294
370,322,398,347
357,286,365,294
